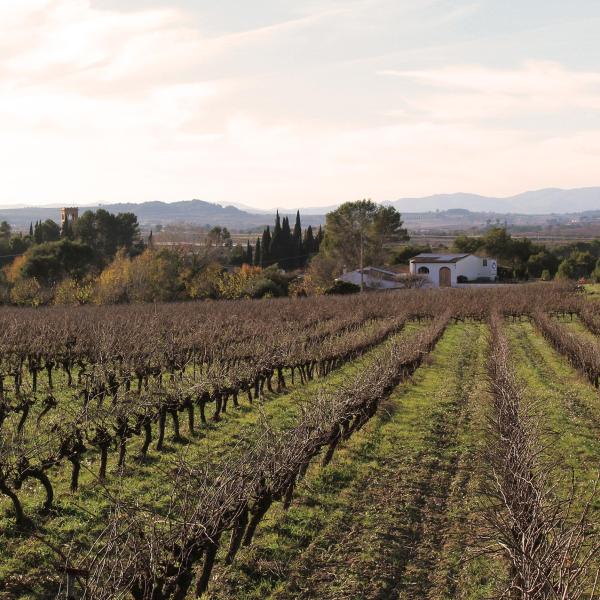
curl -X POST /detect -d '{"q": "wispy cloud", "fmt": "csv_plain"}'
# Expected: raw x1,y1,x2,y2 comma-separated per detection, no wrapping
379,61,600,120
1,0,600,207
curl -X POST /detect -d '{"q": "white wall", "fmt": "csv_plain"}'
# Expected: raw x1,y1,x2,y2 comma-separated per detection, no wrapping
410,262,457,288
456,255,497,281
409,255,498,287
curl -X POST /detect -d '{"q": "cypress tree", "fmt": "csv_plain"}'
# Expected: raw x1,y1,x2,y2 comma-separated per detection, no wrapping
34,221,42,244
281,216,292,269
269,211,282,265
245,240,253,265
29,222,33,238
316,225,324,250
254,238,261,267
304,225,315,256
292,210,303,267
261,227,271,266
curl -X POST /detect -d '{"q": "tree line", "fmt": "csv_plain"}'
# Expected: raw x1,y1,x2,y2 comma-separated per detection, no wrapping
243,210,323,270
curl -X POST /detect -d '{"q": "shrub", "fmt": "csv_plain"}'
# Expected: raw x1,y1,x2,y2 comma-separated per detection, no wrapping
10,278,43,306
325,280,361,295
54,278,94,306
457,275,469,283
244,278,284,299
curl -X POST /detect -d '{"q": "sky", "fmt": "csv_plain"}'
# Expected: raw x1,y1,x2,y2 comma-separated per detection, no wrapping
2,0,600,209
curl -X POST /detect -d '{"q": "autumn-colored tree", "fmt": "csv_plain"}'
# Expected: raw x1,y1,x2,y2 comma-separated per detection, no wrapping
183,263,223,299
54,278,94,306
94,250,132,304
10,277,43,306
4,255,27,283
128,249,181,303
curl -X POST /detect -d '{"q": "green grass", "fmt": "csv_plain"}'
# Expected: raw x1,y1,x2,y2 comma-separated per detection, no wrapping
583,283,600,298
507,321,600,475
208,323,499,600
0,323,424,599
3,317,600,599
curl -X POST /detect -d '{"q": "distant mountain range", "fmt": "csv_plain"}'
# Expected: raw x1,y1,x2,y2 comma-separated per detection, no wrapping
1,187,600,231
0,200,326,231
383,187,600,214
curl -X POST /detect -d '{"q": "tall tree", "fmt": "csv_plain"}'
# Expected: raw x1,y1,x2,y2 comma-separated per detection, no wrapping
0,221,11,240
321,200,408,290
281,216,292,269
254,238,261,267
74,209,143,262
292,211,303,267
303,225,315,255
245,240,253,265
269,211,283,265
261,226,271,267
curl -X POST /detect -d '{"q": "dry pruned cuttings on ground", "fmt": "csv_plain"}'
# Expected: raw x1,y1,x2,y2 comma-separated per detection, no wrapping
56,312,451,599
476,312,600,599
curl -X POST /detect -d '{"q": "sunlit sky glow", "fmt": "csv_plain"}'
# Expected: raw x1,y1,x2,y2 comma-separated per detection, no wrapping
2,0,600,209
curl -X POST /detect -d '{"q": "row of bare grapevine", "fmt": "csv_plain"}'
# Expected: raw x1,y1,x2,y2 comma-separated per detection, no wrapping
68,311,451,599
532,311,600,387
481,313,599,598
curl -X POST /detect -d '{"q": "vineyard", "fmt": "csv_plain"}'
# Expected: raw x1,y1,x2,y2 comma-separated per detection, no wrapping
1,285,600,599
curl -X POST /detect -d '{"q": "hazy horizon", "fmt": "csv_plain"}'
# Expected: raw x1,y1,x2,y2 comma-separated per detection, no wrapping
2,1,600,209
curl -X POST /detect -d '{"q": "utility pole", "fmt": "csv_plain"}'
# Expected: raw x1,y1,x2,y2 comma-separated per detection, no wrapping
360,228,364,292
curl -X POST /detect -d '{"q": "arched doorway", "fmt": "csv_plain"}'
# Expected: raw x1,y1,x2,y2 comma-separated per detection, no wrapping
417,266,429,275
439,267,451,287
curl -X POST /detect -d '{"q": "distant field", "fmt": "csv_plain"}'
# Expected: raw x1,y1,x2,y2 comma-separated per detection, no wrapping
1,285,599,599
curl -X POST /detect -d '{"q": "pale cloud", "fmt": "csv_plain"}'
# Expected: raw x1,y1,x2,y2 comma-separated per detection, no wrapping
1,0,600,209
379,62,600,120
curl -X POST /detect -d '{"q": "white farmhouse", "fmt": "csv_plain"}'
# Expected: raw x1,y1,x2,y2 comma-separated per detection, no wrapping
409,253,497,288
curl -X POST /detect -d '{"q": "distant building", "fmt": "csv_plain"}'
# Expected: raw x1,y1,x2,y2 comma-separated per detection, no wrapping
60,207,79,228
336,266,407,290
409,253,497,287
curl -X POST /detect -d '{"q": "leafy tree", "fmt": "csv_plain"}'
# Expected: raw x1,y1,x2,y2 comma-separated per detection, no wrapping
20,240,96,285
94,250,131,304
128,249,182,303
34,219,61,244
228,244,246,267
592,259,600,283
527,251,559,279
453,235,483,254
392,244,432,264
207,226,231,247
0,221,11,240
74,209,143,262
10,278,43,306
320,200,408,289
54,278,93,305
555,252,594,280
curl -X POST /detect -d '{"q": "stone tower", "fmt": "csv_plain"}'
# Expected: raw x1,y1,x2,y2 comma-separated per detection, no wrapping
60,207,79,227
